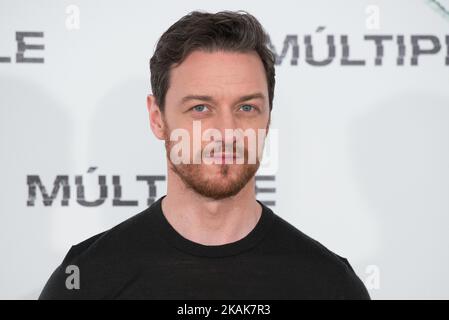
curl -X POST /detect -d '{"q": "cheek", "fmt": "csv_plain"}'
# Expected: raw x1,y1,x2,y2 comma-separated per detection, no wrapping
162,112,192,135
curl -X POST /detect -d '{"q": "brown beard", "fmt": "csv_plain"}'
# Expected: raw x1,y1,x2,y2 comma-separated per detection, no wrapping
164,130,260,200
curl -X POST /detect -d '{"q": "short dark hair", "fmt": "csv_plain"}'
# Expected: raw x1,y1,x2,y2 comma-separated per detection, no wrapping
149,10,276,112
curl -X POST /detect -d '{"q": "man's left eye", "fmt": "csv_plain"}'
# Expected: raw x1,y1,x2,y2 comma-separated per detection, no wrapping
192,105,209,112
240,104,255,112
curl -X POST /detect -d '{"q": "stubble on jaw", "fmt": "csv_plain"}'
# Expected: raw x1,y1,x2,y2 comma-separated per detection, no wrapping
163,125,260,200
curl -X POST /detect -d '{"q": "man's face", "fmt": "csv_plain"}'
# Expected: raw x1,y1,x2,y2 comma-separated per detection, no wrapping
159,49,270,200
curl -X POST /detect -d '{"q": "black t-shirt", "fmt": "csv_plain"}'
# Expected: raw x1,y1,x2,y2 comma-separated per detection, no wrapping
39,195,370,300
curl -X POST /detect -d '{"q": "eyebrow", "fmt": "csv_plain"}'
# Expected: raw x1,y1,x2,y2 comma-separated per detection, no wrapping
180,92,266,105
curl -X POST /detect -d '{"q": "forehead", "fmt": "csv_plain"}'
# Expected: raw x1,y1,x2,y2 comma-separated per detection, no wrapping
166,50,268,103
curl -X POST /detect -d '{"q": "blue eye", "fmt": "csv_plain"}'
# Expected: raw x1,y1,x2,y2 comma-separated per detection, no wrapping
192,105,209,112
240,104,254,112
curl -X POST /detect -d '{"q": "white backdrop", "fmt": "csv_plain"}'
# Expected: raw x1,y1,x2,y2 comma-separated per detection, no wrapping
1,0,448,299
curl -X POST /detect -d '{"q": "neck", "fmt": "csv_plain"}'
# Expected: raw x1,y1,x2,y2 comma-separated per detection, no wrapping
161,166,262,246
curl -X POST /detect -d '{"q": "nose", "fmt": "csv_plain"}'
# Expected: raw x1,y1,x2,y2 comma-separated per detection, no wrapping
210,108,238,146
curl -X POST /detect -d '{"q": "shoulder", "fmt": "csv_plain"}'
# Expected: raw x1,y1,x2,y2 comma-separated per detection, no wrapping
66,205,159,262
38,205,156,299
268,211,370,299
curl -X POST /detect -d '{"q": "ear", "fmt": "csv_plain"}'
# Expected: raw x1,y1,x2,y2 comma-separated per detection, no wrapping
147,94,166,140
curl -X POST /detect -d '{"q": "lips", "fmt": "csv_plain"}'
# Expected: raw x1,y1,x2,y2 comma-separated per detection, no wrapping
205,152,243,162
213,153,236,159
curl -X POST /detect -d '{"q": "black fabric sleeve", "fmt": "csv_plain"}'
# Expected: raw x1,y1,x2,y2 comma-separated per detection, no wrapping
38,246,80,300
39,232,107,300
335,257,371,300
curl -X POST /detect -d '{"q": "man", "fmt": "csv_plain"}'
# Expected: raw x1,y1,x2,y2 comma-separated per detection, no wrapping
39,10,370,299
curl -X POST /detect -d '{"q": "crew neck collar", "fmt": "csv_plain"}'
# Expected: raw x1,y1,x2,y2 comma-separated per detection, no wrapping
152,195,276,258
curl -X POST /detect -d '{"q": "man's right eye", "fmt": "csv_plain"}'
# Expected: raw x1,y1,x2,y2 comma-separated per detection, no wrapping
192,105,209,112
